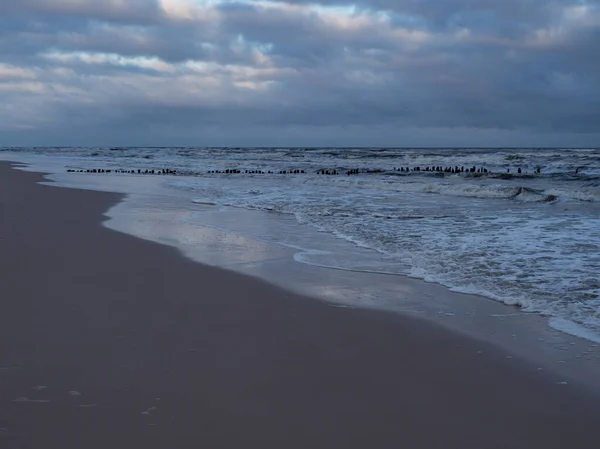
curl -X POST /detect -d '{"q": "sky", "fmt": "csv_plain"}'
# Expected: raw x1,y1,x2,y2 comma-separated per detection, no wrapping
0,0,599,147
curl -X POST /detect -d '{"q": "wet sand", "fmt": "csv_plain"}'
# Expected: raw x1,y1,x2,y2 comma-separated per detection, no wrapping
1,162,599,449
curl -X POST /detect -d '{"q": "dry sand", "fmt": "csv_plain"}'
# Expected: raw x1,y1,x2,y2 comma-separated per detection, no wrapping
1,162,599,449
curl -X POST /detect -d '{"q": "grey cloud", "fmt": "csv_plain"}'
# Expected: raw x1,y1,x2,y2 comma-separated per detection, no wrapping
0,0,599,146
0,0,162,25
284,0,575,24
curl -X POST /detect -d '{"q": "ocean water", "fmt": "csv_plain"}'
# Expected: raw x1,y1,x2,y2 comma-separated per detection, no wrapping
2,147,599,341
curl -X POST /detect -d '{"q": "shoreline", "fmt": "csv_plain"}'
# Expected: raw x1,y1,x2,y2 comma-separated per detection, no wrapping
4,153,600,346
5,159,600,390
54,166,600,390
2,161,600,448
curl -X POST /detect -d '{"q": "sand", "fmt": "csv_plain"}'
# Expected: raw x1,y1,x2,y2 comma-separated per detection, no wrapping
0,161,599,449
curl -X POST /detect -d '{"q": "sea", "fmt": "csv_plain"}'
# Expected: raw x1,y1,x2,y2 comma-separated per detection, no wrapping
2,147,599,345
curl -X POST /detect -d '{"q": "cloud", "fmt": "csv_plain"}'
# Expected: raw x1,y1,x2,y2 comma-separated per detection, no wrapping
1,0,162,24
0,64,37,81
0,0,598,146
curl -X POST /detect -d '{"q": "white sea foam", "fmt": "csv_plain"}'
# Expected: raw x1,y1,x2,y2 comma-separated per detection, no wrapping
548,318,600,344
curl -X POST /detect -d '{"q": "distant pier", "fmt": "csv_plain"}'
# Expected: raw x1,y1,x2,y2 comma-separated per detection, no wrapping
66,164,551,178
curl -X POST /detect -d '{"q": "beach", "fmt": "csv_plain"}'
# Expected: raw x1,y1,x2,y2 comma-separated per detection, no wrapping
1,161,599,448
3,147,599,344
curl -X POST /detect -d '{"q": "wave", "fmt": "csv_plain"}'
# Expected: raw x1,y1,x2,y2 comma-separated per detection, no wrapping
420,184,559,202
504,154,525,161
191,199,217,206
513,187,557,203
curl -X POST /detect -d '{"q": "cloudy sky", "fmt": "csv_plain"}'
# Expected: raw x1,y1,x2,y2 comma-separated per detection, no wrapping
0,0,599,147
